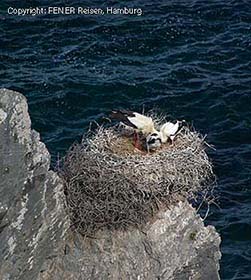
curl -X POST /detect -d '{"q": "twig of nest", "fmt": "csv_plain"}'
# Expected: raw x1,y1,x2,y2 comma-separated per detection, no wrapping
59,125,215,237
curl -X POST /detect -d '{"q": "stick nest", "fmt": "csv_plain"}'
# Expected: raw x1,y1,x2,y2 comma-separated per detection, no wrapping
60,125,214,236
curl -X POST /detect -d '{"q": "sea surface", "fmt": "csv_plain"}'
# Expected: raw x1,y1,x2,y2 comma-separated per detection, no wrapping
1,0,251,278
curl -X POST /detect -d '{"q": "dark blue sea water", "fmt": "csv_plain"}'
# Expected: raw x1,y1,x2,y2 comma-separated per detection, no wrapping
1,0,251,278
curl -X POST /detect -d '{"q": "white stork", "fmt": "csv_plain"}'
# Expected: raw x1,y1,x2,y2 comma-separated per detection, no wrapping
110,110,158,149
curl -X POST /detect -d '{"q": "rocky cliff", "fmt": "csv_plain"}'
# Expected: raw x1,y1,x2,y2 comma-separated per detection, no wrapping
0,89,221,280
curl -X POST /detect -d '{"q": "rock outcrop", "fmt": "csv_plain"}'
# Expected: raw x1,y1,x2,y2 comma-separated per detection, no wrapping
0,89,221,280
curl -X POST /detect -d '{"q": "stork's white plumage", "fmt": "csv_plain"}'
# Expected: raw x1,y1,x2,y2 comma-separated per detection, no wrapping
160,120,186,144
126,112,157,134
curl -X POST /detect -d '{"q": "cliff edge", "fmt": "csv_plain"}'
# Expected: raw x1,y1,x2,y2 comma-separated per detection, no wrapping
0,89,221,280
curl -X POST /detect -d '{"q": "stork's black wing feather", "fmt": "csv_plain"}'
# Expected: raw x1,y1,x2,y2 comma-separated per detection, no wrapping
110,110,137,129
